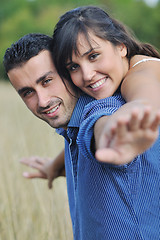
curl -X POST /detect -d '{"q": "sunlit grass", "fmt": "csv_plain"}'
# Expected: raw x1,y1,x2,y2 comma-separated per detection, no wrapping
0,82,73,240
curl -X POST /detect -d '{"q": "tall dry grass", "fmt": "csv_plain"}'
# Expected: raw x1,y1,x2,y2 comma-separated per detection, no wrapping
0,82,73,240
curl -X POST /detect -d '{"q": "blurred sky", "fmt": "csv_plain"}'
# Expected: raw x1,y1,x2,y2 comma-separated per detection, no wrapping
144,0,159,7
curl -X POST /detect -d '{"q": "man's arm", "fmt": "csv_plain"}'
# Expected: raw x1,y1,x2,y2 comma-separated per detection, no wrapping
20,149,65,189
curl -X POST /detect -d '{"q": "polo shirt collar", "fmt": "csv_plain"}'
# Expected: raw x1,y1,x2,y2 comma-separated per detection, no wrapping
68,94,94,128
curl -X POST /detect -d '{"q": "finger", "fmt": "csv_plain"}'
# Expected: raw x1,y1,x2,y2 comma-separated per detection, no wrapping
20,156,43,165
22,171,46,179
95,148,119,164
98,134,110,149
20,158,44,171
20,157,37,166
140,107,151,129
48,179,53,189
34,157,51,165
128,109,140,131
150,112,160,131
109,124,117,137
116,118,128,138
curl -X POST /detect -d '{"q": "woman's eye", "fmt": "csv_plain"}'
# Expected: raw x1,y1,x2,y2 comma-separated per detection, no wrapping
68,64,79,72
89,53,99,60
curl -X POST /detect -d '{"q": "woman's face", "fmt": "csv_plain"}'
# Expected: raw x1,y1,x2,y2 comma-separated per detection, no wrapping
66,32,129,99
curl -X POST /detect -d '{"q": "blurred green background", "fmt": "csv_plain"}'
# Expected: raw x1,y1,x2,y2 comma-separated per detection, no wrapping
0,0,160,80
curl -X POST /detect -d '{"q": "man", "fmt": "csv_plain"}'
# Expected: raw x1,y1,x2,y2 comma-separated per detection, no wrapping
4,33,160,240
3,33,77,184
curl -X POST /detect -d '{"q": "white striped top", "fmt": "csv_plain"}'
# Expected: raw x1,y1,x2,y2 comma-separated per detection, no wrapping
132,58,160,68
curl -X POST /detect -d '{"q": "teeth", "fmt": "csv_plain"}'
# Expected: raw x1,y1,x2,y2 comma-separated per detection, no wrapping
46,105,59,114
90,78,106,89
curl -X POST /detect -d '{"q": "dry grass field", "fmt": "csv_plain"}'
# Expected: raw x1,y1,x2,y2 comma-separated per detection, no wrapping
0,82,73,240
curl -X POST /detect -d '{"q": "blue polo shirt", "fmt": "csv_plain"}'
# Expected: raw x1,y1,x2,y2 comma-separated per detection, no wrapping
56,93,160,240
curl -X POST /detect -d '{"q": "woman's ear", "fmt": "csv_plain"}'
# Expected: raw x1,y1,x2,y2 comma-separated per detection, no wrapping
119,43,127,57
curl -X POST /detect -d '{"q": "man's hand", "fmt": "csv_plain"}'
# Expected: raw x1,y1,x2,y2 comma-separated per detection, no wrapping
20,151,65,189
95,107,160,165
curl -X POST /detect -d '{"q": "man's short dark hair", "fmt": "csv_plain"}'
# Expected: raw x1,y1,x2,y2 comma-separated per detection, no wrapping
3,33,53,73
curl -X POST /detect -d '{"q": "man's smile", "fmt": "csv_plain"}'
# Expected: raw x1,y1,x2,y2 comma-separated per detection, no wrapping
46,103,61,114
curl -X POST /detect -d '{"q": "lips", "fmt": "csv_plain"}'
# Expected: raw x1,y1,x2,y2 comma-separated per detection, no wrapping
46,104,60,114
89,77,107,89
40,103,61,116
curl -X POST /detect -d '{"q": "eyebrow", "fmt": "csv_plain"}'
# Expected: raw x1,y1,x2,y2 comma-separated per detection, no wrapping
81,48,94,57
36,71,53,84
18,71,53,95
66,47,96,66
18,86,33,95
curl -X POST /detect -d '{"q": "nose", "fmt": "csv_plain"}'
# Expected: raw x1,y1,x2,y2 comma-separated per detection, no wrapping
81,64,95,82
37,89,50,108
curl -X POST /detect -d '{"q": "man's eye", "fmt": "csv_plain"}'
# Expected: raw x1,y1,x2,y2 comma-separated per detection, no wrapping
43,78,52,85
23,90,33,97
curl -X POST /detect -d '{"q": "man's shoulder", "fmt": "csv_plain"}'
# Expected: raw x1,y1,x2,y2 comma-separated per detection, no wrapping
77,94,94,106
82,92,126,120
66,94,94,128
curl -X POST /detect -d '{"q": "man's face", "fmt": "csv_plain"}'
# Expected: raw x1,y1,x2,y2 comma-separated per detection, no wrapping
8,50,78,129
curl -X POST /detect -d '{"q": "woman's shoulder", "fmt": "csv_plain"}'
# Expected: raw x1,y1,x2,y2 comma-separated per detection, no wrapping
130,55,160,69
121,55,160,100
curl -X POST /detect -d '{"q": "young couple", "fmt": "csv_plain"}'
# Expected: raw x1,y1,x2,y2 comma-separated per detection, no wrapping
3,6,160,240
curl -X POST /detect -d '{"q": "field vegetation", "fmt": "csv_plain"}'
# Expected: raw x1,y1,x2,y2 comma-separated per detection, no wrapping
0,82,72,240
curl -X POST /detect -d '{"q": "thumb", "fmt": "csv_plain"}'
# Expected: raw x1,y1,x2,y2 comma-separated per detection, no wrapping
95,148,119,164
48,177,53,189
